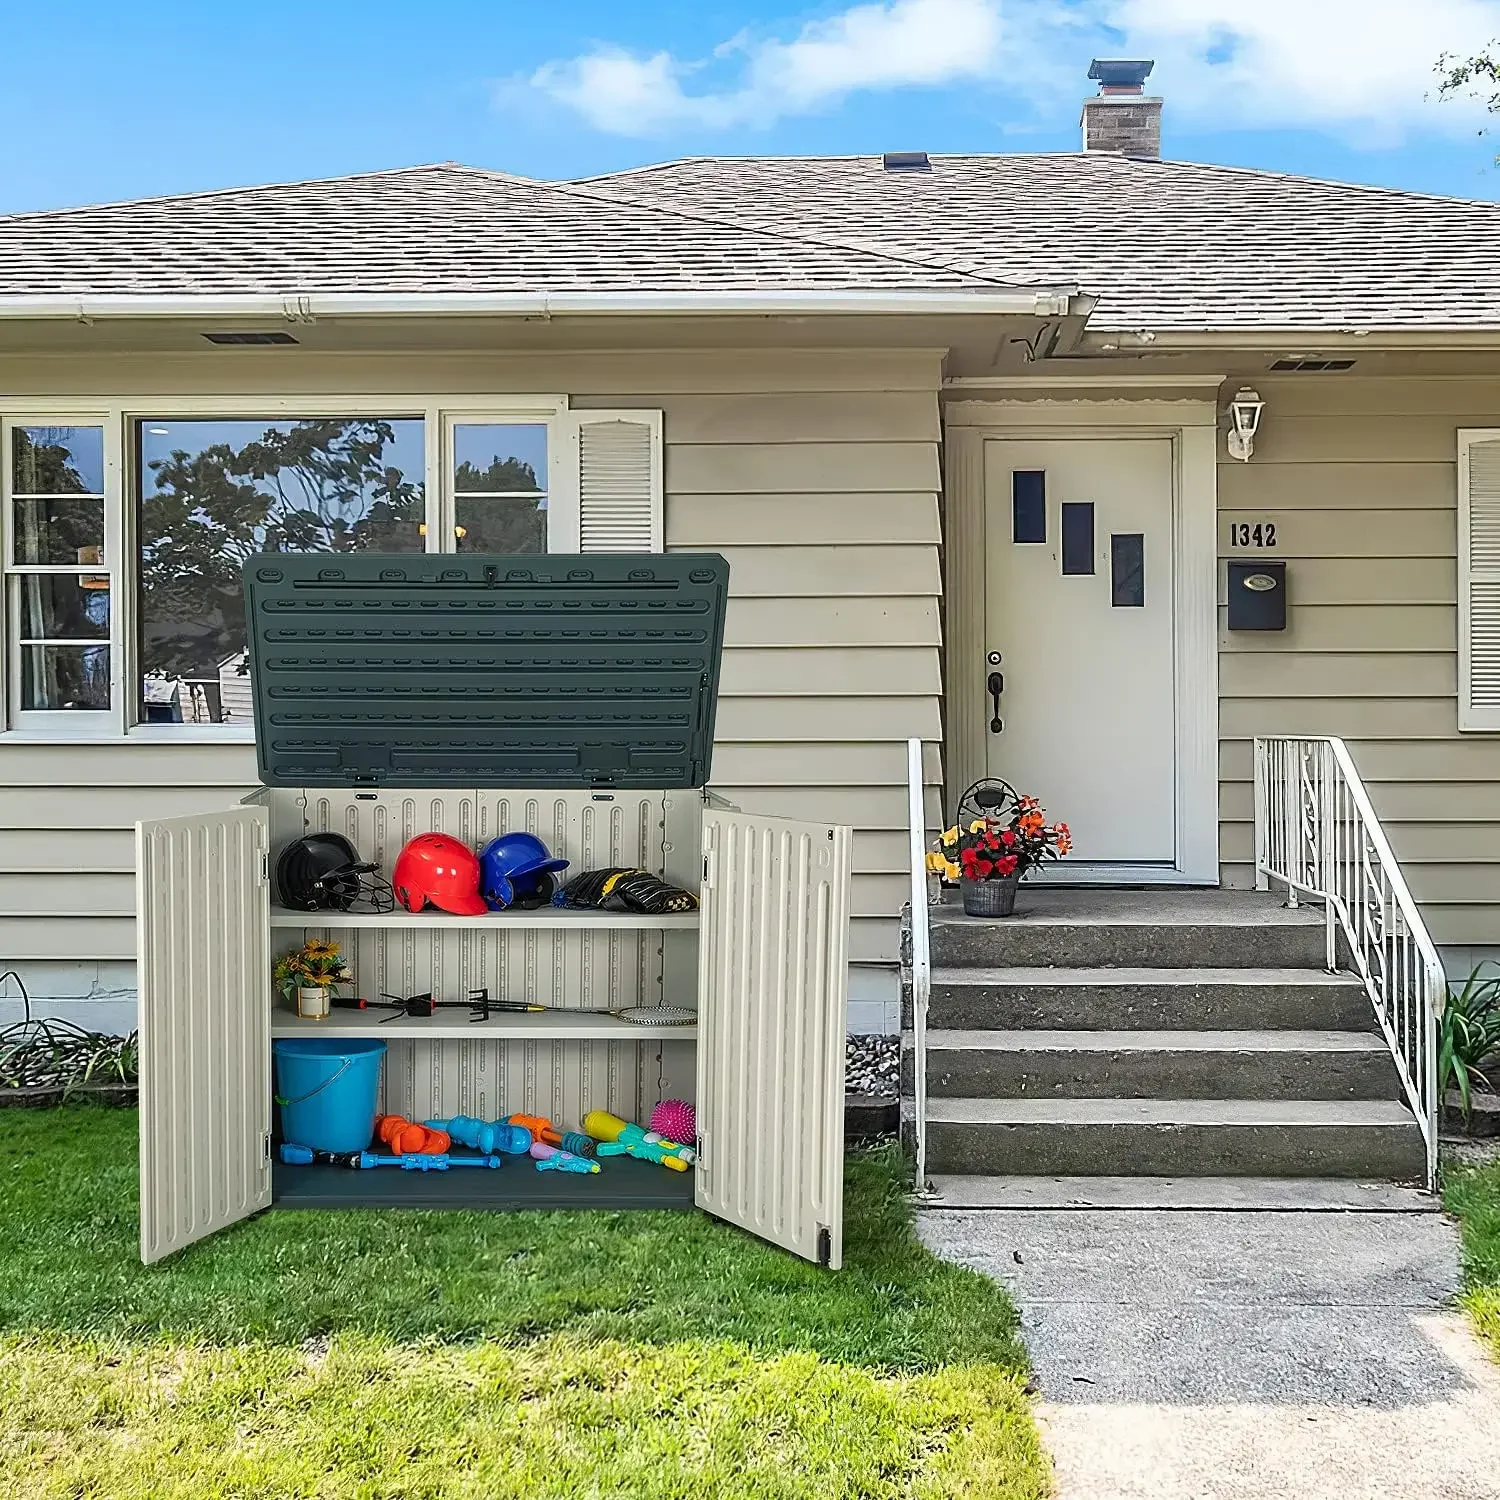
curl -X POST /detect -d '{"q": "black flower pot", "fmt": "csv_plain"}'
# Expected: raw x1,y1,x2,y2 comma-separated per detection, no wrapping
961,875,1019,917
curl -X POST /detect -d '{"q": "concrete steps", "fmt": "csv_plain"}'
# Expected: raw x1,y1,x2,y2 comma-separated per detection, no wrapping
925,1098,1426,1180
931,894,1329,970
906,888,1426,1188
921,1175,1441,1213
911,1028,1400,1101
914,966,1373,1032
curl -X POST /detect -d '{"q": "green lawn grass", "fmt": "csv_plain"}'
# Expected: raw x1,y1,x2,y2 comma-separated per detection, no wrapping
1444,1155,1500,1356
0,1107,1049,1499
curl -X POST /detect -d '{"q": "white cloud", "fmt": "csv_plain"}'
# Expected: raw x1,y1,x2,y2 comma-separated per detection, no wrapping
1100,0,1500,142
525,0,1500,143
528,0,1005,136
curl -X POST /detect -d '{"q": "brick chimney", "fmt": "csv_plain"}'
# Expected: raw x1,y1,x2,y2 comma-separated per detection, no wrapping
1081,59,1161,159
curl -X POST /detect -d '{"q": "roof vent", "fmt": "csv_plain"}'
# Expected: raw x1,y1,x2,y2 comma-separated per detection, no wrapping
1270,358,1356,372
882,151,931,173
202,330,299,346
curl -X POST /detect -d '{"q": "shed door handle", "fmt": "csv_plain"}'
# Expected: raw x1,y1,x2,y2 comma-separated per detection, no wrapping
987,671,1004,734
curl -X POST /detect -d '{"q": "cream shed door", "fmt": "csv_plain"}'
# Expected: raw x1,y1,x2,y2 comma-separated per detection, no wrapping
696,809,851,1268
983,438,1176,865
137,807,272,1263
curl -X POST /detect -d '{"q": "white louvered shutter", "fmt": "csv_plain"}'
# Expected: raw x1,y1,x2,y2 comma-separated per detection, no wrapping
1460,432,1500,731
567,410,664,553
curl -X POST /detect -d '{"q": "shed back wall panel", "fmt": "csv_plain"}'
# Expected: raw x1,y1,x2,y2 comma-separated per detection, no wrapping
0,349,943,975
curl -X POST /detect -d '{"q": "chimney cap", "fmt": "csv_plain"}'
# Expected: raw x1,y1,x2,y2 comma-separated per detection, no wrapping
1088,59,1155,94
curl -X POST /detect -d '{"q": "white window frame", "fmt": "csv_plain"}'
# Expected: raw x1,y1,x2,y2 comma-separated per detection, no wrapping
0,394,572,742
1,413,126,737
439,408,569,553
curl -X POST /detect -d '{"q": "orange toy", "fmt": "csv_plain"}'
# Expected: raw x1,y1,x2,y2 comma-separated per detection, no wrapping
508,1113,569,1147
375,1114,450,1155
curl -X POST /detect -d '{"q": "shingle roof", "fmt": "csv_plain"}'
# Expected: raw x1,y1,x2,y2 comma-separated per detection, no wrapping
5,153,1498,331
583,152,1500,331
0,162,1037,297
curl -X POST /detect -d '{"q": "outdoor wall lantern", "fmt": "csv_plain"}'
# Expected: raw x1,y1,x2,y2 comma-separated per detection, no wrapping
1226,387,1265,462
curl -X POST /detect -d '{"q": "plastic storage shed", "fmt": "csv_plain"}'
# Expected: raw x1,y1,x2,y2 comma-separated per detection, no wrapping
135,553,852,1268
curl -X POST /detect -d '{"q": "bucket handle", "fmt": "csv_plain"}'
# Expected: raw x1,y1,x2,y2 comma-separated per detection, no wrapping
274,1054,354,1109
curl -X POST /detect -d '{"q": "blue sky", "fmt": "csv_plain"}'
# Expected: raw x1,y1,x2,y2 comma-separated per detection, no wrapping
4,0,1500,215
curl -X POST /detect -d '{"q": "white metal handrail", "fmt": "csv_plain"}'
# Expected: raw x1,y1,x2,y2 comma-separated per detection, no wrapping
905,737,933,1194
1254,736,1444,1189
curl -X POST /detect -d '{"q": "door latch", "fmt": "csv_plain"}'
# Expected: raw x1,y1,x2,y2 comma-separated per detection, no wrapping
987,671,1004,734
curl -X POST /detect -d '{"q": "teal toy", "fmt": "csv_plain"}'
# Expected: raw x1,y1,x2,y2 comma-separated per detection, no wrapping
426,1116,532,1156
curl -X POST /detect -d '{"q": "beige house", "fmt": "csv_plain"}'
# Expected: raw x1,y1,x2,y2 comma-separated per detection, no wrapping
4,69,1500,1034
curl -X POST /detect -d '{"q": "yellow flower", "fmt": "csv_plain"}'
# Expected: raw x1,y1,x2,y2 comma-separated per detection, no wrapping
943,859,961,881
940,827,959,848
926,851,948,874
303,941,339,960
968,820,987,834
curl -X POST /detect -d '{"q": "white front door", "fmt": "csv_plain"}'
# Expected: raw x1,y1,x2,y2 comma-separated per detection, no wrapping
983,437,1176,866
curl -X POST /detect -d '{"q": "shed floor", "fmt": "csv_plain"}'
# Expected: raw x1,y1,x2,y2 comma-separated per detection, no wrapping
272,1153,696,1211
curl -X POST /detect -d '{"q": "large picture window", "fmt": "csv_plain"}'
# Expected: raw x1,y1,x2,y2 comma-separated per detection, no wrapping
136,416,425,725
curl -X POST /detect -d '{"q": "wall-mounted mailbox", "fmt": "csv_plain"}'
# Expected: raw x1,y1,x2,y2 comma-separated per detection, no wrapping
1227,560,1287,631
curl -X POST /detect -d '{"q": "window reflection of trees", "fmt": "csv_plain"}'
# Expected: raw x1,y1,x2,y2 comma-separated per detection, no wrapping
138,417,424,723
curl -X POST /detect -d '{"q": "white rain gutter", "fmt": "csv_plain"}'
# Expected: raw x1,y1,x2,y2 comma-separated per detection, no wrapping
0,289,1081,320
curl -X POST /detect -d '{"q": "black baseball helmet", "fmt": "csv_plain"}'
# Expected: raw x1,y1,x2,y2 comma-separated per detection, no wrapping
275,833,392,913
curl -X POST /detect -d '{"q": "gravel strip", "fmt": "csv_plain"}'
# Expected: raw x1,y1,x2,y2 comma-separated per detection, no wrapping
846,1033,899,1098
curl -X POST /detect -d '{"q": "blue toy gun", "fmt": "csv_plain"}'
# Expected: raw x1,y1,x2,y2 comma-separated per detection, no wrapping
529,1141,600,1174
279,1143,504,1170
426,1115,533,1156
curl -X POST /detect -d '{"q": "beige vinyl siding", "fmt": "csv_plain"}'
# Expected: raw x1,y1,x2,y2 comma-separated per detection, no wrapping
1219,376,1500,948
0,348,944,971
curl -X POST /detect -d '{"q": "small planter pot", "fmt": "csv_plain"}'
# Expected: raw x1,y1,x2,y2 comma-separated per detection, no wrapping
296,986,331,1021
961,875,1019,918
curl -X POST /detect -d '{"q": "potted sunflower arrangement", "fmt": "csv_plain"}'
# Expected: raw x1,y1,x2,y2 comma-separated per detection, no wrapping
273,939,353,1020
929,784,1072,917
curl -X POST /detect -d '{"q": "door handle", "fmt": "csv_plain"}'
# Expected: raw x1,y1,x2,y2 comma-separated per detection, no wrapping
987,671,1004,734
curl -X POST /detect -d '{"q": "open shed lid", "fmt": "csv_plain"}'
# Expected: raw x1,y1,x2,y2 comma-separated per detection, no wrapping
243,552,728,789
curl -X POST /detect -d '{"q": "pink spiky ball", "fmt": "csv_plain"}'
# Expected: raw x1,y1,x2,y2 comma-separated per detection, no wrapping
649,1099,696,1145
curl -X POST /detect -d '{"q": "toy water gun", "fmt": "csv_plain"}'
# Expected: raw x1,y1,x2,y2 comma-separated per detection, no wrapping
583,1110,694,1172
280,1143,503,1170
375,1114,450,1155
426,1115,533,1156
508,1113,598,1159
529,1141,600,1174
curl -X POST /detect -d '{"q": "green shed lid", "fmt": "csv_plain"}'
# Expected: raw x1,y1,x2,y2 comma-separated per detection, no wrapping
243,552,728,789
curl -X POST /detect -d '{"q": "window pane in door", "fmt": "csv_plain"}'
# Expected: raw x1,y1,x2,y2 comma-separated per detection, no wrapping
18,575,110,639
13,426,104,495
21,644,111,710
136,416,424,724
12,498,105,564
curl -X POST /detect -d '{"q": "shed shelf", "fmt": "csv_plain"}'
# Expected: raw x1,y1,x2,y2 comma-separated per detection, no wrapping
270,904,700,932
269,1009,698,1043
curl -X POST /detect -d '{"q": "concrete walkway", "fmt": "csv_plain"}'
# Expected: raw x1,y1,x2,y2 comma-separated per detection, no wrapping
919,1208,1500,1500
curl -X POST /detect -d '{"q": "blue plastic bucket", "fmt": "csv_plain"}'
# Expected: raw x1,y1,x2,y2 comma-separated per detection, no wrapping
273,1037,386,1153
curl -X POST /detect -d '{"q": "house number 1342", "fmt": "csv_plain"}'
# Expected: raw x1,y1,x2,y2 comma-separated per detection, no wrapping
1229,522,1277,548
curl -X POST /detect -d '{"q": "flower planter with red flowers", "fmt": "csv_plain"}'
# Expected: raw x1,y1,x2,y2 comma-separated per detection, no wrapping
931,792,1072,918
